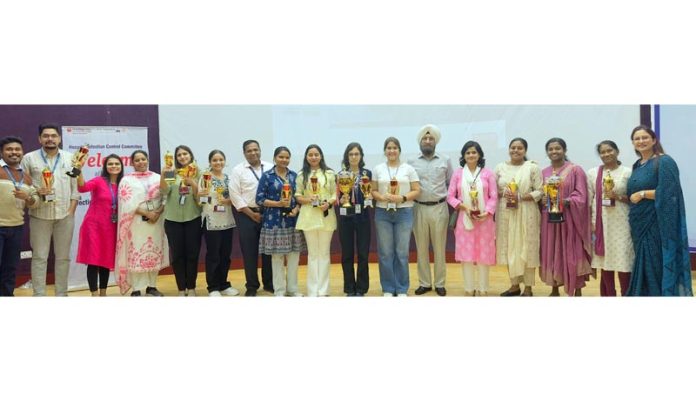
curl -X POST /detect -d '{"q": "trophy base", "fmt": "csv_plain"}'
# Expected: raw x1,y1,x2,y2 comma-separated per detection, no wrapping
386,202,397,212
548,212,565,223
66,168,81,178
505,201,518,209
281,208,292,217
602,199,615,207
199,196,211,204
363,199,373,208
43,194,56,203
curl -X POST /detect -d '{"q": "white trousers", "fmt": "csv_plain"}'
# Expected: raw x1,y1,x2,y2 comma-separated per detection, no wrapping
272,252,300,296
462,262,490,292
29,215,75,296
303,230,334,296
510,267,536,287
130,271,159,292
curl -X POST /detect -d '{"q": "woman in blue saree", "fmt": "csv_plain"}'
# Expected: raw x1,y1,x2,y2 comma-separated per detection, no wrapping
626,125,692,296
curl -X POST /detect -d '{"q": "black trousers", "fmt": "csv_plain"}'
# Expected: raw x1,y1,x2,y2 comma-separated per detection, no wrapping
203,226,233,293
86,265,110,292
337,215,371,294
165,217,203,291
237,212,273,291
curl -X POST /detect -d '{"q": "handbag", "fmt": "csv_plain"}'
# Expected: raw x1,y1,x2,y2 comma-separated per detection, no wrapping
448,209,459,230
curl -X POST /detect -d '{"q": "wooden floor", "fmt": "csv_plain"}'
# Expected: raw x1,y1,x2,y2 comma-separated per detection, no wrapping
12,263,632,297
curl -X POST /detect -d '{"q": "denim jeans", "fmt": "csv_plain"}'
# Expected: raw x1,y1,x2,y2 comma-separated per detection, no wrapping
0,225,24,296
375,207,413,295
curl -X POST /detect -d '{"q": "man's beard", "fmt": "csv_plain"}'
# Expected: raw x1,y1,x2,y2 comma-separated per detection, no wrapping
421,146,434,156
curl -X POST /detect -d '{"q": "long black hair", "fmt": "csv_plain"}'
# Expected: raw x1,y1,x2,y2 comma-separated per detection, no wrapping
545,137,569,161
301,144,333,189
341,142,365,170
459,141,486,168
509,137,528,161
100,153,125,186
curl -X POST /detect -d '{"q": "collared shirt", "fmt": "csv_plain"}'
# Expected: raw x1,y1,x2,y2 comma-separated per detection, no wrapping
21,148,79,220
0,159,40,226
408,152,453,202
230,160,273,210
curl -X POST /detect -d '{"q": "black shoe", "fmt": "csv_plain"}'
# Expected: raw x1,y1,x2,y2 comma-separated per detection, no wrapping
245,288,257,297
130,290,141,296
346,293,357,297
414,286,433,295
435,287,447,296
356,293,365,297
500,288,522,296
146,287,164,297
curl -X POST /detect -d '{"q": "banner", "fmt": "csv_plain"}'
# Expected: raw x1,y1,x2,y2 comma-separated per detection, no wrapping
62,126,149,291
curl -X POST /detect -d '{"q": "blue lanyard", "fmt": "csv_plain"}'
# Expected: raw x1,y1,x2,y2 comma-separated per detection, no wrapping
3,165,24,188
104,177,117,211
40,150,61,175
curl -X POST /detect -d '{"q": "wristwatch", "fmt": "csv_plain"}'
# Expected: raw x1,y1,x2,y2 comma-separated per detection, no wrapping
402,195,407,203
640,190,646,199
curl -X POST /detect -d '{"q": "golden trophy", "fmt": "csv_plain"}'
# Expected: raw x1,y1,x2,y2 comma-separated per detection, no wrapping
469,184,480,217
66,146,89,177
602,171,615,207
214,186,226,212
360,171,372,208
310,171,320,207
42,167,56,202
506,179,518,209
163,150,176,184
337,168,354,208
387,177,398,212
281,178,293,216
199,170,212,204
544,175,564,223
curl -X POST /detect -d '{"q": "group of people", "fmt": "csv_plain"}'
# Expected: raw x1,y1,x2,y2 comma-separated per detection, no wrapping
0,123,691,297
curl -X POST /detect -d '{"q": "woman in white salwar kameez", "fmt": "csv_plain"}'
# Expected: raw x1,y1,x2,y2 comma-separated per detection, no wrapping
115,150,169,296
495,138,543,297
587,140,634,296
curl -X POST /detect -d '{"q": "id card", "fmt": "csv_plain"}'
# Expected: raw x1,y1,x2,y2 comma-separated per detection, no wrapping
363,198,372,208
214,205,226,212
355,205,362,214
111,213,118,223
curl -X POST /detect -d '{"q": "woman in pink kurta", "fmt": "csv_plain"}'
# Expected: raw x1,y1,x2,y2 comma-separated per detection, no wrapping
447,141,498,296
76,154,123,296
540,138,593,296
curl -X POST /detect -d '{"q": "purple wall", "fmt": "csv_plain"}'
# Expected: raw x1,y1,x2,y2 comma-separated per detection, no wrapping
0,105,160,279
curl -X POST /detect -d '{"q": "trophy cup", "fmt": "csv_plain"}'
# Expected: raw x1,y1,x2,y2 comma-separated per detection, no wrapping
163,151,176,184
281,178,293,216
469,184,480,217
360,172,372,208
66,146,89,177
214,186,226,212
199,170,212,204
337,169,354,208
602,171,615,207
545,175,564,223
42,167,55,202
310,171,320,207
387,177,398,211
506,179,518,209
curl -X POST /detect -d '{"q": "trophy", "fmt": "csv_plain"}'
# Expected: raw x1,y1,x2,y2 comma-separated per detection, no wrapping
199,170,212,204
310,171,320,207
469,184,480,217
66,146,89,177
337,169,354,208
544,175,564,223
214,186,226,212
506,179,518,209
360,171,372,208
163,151,176,184
602,171,615,207
387,177,398,211
42,167,56,202
281,178,293,216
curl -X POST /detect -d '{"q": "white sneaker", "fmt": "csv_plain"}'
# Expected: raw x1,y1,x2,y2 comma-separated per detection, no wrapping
397,293,408,297
188,289,197,297
383,293,394,297
178,291,187,297
288,292,304,297
220,287,240,296
209,291,222,297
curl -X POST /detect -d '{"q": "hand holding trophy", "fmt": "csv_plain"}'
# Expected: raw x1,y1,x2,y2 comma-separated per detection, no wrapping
602,171,615,207
506,179,518,209
199,170,212,204
386,177,398,212
360,171,372,208
281,178,293,216
214,186,226,212
66,146,89,177
310,171,320,207
163,150,176,184
469,184,480,217
545,175,564,223
42,167,56,202
337,168,354,208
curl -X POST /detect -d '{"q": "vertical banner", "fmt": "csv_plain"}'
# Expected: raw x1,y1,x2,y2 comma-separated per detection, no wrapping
63,126,149,290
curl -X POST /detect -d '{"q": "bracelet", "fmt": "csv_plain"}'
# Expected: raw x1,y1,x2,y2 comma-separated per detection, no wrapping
402,195,407,202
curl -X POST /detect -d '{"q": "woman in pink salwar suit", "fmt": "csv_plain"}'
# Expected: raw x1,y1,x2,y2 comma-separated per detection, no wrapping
540,138,593,296
447,141,498,296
